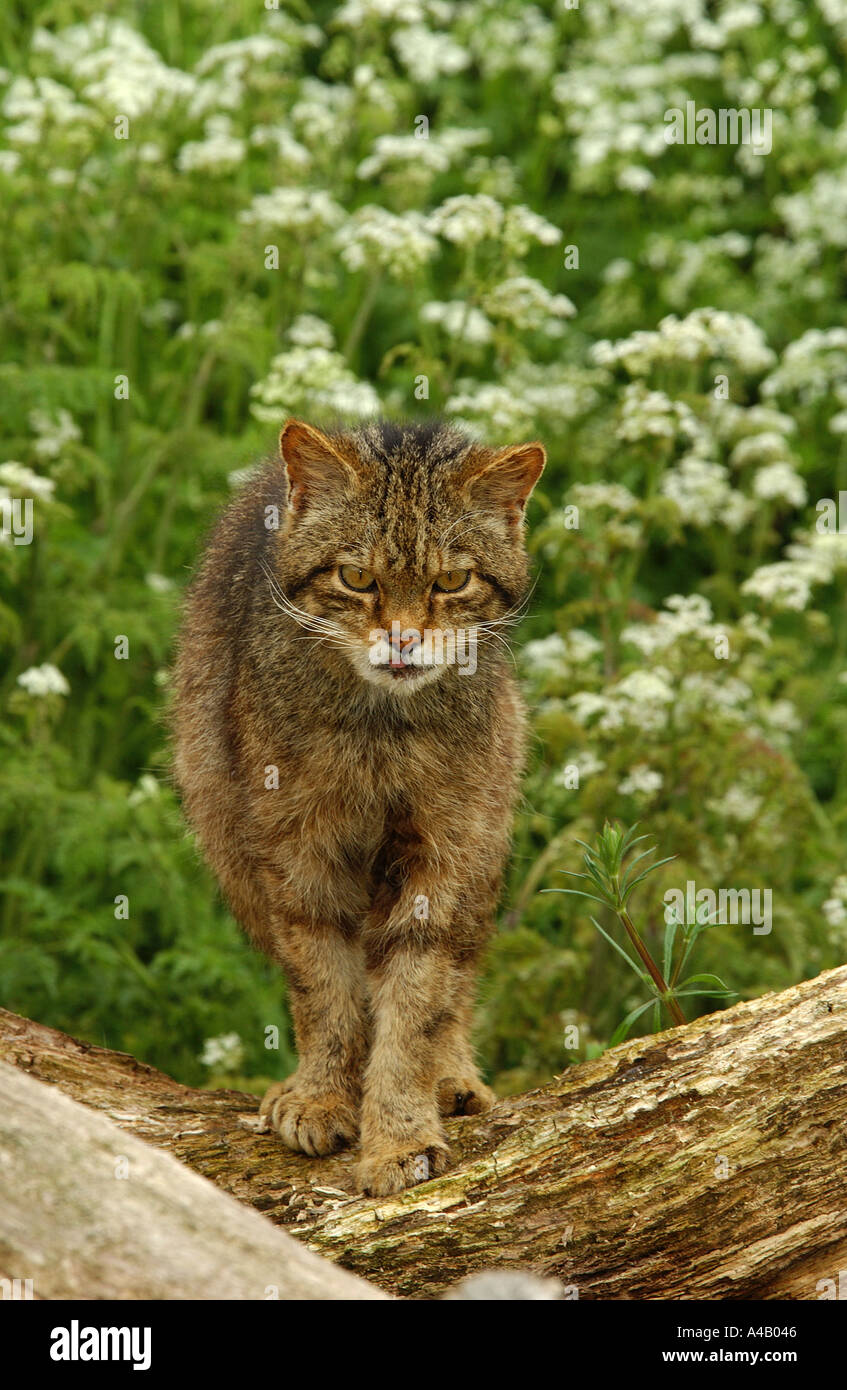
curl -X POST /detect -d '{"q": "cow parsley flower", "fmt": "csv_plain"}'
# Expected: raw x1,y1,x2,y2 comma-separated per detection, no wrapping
177,115,245,174
17,663,70,696
336,207,437,275
421,300,493,345
239,187,345,234
618,765,664,797
752,462,807,507
0,462,55,501
482,276,575,335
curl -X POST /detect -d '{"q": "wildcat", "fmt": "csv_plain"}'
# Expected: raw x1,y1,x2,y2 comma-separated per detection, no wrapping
173,418,545,1196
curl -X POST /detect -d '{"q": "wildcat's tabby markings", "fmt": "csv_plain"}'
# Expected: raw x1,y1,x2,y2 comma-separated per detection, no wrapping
174,417,544,1196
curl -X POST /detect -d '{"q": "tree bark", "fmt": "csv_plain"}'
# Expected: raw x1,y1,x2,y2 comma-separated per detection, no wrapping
1,964,846,1300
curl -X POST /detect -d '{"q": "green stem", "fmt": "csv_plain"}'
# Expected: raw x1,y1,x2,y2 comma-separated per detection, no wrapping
619,907,686,1027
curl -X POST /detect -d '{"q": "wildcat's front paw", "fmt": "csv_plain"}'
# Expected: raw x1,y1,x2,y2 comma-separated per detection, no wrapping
356,1141,450,1197
259,1081,358,1157
437,1075,496,1117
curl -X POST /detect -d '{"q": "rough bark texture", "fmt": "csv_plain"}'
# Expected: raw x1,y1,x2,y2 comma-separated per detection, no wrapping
2,964,846,1300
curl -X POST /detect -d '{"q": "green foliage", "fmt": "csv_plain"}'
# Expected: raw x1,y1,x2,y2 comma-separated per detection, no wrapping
545,821,735,1043
1,1,846,1095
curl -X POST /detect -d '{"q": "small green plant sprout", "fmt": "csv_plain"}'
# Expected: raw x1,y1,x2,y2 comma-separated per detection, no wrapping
543,821,736,1044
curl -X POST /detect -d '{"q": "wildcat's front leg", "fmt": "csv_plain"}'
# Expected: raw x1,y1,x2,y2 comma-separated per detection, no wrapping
356,939,472,1196
260,922,369,1156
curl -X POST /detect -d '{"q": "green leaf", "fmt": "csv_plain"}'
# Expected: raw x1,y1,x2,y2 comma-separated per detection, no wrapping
610,998,657,1045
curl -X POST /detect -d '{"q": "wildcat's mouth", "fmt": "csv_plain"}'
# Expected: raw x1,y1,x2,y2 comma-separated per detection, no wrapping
387,662,427,681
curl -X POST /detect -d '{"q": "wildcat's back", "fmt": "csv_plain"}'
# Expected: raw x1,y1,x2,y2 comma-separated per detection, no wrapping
173,418,544,1195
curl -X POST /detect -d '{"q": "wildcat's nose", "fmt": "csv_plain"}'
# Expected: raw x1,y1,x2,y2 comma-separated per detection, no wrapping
384,616,424,667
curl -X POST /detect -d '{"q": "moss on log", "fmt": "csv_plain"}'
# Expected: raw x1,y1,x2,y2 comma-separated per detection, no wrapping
2,964,846,1299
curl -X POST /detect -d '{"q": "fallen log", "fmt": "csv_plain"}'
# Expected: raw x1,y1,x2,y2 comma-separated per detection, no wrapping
1,964,846,1300
0,1062,387,1301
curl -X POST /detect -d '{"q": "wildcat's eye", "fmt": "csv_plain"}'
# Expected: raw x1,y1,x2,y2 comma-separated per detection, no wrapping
433,569,471,593
339,564,376,592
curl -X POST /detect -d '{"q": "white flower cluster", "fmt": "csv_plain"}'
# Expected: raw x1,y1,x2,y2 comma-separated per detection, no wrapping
357,129,487,181
448,364,602,439
287,314,335,349
570,668,675,734
622,593,725,657
762,328,847,404
482,277,575,336
616,383,702,444
238,187,345,234
822,875,847,928
618,765,664,797
128,772,162,805
16,663,69,697
2,73,94,144
249,124,310,170
427,196,561,252
29,408,81,459
742,529,847,610
250,345,381,423
522,629,602,681
661,455,753,530
199,1031,244,1071
554,749,607,787
568,483,638,515
31,17,196,120
0,461,55,501
392,25,470,82
777,170,847,249
461,4,556,80
592,308,775,376
336,206,438,275
421,300,493,346
751,461,807,508
706,784,762,823
177,116,245,175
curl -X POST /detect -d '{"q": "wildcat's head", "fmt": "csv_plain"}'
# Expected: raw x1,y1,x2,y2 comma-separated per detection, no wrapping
271,417,545,695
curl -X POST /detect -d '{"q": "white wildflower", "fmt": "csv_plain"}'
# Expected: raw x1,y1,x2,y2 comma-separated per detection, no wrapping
0,461,55,501
29,408,81,459
287,315,335,349
482,276,575,335
128,773,161,805
200,1032,244,1071
706,785,762,823
17,663,70,697
145,573,174,593
250,346,380,423
421,301,493,346
522,633,568,674
177,115,245,174
568,483,637,514
239,187,345,234
618,765,663,797
392,26,469,82
336,207,437,275
591,309,775,376
752,462,807,507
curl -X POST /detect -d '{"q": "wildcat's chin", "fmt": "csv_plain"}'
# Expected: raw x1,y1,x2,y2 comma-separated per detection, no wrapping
348,647,447,696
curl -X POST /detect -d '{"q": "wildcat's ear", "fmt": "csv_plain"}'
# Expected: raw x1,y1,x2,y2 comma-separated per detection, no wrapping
462,441,546,522
279,419,359,513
